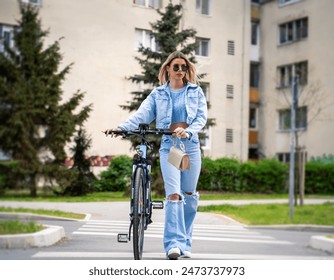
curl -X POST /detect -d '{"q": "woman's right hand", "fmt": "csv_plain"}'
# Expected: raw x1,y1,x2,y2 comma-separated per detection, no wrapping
104,127,122,137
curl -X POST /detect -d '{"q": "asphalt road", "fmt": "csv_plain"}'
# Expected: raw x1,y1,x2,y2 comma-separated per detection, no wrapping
0,200,334,260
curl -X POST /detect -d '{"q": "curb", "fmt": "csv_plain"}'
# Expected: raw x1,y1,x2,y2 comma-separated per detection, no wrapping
0,225,65,249
247,224,334,233
309,235,334,254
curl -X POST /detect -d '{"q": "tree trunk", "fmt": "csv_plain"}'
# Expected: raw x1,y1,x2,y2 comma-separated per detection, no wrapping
29,173,37,197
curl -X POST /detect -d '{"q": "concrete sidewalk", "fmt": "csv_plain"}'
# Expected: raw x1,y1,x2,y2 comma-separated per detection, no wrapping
1,199,334,253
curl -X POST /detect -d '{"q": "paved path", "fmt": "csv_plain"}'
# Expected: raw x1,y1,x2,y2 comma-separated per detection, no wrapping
1,199,334,254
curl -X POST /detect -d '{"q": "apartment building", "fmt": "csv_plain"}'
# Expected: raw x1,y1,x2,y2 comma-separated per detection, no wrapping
1,0,332,166
0,0,250,163
256,0,334,161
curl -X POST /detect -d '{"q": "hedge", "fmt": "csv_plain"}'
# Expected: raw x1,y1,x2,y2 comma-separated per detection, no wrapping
198,157,334,194
305,162,334,194
91,155,334,195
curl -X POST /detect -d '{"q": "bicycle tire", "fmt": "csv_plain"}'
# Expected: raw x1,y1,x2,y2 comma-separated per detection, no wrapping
133,167,145,260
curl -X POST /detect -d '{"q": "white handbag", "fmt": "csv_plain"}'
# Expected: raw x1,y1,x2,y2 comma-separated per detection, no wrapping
167,137,190,171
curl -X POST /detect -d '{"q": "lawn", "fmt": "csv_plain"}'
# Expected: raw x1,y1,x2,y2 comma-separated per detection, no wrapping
0,220,44,235
198,202,334,226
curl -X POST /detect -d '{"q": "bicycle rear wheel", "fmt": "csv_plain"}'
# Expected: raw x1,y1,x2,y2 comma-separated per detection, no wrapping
133,167,145,260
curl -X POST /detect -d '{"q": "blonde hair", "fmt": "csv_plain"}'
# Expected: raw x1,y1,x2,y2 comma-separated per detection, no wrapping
158,51,199,85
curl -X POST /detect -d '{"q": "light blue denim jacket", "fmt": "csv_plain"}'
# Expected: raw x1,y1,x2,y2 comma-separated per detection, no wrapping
118,82,207,139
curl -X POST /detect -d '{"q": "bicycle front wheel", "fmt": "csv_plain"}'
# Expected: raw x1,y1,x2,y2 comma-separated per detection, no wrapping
133,167,145,260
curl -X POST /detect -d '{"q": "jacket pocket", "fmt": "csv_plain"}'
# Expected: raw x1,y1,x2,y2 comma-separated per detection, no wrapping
155,96,169,122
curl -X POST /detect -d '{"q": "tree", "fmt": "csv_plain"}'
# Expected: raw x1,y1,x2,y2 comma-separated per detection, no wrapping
274,72,334,206
0,2,92,196
121,3,214,194
62,127,96,196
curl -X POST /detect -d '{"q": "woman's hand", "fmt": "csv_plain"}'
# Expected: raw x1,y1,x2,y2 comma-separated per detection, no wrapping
173,127,189,138
104,127,122,137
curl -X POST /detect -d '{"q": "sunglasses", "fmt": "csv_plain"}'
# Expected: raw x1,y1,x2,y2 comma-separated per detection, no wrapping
172,64,188,72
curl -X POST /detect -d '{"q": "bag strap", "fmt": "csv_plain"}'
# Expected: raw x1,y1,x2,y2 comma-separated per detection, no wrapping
173,137,186,153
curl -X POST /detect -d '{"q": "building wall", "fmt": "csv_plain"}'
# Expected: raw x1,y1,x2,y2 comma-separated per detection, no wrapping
0,0,250,161
259,0,334,159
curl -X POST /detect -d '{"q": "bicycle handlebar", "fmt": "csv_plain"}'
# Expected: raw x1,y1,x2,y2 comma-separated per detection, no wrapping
103,128,174,137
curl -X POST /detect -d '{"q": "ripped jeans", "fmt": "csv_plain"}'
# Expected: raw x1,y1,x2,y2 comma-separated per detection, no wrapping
159,135,201,254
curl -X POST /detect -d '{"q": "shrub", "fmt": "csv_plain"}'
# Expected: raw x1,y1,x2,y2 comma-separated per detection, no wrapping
199,157,288,193
305,161,334,194
0,161,18,195
94,155,132,192
215,158,240,192
198,157,217,191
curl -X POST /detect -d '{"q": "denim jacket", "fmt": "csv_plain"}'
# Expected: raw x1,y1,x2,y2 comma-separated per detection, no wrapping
118,82,207,138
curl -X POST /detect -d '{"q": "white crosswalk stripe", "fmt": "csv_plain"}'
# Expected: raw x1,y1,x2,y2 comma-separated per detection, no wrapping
72,220,293,245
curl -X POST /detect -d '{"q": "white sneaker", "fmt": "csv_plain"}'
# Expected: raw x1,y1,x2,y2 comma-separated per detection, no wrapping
167,248,181,260
182,251,191,258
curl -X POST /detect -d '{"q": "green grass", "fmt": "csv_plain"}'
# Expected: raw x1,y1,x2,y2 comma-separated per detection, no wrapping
1,190,333,202
0,206,85,220
0,220,44,235
0,191,128,202
198,202,334,226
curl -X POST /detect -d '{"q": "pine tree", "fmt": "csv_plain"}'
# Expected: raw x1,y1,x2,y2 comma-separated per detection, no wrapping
122,3,214,194
121,3,197,154
63,127,96,196
0,3,92,196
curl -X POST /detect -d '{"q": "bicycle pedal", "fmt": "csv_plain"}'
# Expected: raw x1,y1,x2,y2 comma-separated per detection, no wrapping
152,200,164,209
117,233,129,243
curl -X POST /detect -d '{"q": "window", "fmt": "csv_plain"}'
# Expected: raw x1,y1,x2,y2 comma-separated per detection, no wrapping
226,84,234,99
251,22,259,45
195,38,209,57
279,0,301,6
279,17,308,44
250,63,260,88
277,152,290,163
226,129,233,143
0,24,15,53
134,28,159,51
249,148,259,160
196,0,211,15
201,83,210,101
277,61,307,88
227,40,235,55
249,107,258,129
278,106,307,131
133,0,161,9
21,0,42,5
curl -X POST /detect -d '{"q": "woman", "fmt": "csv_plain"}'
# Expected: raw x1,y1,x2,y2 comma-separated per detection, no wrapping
108,51,207,259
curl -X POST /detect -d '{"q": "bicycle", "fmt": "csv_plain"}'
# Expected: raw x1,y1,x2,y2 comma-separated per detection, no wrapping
104,123,173,260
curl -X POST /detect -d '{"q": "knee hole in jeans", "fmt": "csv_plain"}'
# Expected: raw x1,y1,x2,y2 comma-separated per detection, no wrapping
168,193,181,201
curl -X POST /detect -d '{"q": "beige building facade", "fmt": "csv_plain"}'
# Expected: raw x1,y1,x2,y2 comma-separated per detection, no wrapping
0,0,250,162
257,0,334,161
1,0,333,165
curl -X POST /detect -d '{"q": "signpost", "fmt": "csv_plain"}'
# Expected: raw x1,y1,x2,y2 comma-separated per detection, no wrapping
289,76,298,220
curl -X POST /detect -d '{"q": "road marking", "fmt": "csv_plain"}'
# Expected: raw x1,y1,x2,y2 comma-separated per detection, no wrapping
78,227,274,240
72,220,292,245
31,251,326,260
73,231,291,244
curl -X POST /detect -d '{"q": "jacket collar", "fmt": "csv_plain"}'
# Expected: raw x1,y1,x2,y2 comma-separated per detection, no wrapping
157,81,197,93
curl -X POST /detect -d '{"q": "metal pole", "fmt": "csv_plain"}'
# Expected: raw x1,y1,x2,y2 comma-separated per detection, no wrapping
289,76,298,220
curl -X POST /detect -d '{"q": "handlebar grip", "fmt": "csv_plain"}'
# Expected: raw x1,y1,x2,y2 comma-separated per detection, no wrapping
103,130,127,136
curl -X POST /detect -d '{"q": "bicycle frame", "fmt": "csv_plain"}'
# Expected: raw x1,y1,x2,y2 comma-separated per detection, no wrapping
105,124,171,258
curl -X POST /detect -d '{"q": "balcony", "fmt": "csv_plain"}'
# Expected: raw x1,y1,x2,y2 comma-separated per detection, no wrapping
249,130,258,145
249,87,259,103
